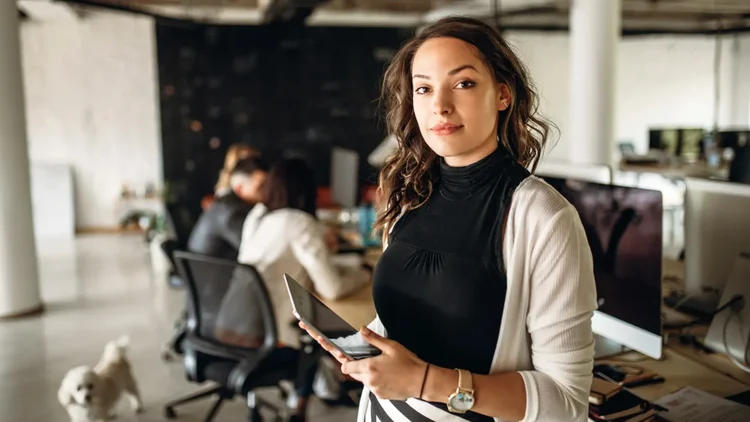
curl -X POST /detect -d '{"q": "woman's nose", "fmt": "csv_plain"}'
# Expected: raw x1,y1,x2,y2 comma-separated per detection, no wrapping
432,89,453,115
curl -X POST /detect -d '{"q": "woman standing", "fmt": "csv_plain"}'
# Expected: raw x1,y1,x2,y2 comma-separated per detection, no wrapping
302,17,597,422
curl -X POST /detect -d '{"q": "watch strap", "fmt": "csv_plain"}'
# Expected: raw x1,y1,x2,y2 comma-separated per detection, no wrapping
456,368,473,392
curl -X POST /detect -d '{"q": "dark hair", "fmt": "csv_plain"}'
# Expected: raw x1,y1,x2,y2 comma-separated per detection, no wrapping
262,158,317,216
231,156,268,177
375,16,554,238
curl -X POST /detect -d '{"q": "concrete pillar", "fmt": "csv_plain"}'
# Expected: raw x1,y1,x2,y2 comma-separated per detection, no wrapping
569,0,621,166
719,34,750,128
0,3,42,318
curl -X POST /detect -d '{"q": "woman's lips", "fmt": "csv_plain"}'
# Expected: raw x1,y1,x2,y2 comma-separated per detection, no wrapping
431,123,463,136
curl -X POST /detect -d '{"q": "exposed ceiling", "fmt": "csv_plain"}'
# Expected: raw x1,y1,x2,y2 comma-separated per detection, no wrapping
18,0,750,35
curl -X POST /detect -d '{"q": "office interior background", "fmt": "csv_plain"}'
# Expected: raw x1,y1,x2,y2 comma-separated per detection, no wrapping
2,0,750,421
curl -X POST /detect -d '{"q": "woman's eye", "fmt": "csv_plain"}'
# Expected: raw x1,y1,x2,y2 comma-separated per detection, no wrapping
414,86,431,95
455,80,476,89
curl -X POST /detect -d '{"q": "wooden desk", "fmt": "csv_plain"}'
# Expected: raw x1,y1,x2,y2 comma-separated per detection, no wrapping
322,282,376,330
597,349,749,401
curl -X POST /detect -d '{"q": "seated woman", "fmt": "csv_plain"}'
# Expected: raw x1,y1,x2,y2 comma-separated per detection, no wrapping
238,157,370,346
234,158,369,420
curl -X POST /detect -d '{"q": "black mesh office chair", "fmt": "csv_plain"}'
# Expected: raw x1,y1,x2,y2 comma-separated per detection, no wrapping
164,251,304,422
160,239,187,361
164,202,197,250
159,202,198,359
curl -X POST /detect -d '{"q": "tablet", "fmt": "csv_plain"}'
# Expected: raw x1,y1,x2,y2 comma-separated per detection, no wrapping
283,273,381,361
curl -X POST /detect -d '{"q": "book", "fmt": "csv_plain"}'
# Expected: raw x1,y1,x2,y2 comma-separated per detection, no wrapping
590,377,623,405
589,389,659,422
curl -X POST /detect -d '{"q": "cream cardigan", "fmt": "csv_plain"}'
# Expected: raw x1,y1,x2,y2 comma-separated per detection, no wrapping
358,176,598,422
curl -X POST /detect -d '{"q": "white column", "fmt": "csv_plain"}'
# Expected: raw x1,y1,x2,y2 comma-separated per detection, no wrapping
719,34,750,128
0,3,42,317
569,0,621,166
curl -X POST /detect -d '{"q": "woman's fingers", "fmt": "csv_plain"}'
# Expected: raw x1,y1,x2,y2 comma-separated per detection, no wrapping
298,321,350,364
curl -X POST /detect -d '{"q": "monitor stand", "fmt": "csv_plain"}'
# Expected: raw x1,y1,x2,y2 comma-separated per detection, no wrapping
594,334,629,359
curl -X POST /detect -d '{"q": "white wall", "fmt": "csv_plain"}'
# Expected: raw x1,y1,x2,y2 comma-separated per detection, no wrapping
20,11,162,229
507,32,750,161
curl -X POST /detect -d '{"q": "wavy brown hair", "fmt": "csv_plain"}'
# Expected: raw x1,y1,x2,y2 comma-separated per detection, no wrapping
374,16,554,240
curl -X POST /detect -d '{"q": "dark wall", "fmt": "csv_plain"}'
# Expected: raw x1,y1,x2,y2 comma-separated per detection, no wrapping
156,23,413,207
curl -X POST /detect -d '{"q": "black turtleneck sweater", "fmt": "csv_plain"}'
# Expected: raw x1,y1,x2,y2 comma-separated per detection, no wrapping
371,147,524,421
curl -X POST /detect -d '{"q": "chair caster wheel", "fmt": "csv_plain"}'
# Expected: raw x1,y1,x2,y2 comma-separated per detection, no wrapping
165,407,177,419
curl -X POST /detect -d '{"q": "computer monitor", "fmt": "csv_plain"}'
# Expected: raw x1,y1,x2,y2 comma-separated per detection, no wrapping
534,159,613,184
542,177,664,359
729,144,750,184
679,128,705,162
717,130,750,152
331,147,359,208
648,128,705,160
649,128,679,156
684,177,750,298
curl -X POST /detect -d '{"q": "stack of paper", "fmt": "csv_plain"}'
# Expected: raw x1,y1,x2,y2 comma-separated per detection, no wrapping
655,387,750,422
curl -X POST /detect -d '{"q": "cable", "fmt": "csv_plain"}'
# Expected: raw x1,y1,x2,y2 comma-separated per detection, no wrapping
664,294,744,329
722,310,750,374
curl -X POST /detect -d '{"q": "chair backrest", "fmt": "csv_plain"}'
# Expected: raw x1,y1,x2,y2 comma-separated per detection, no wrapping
165,203,197,249
160,239,181,270
173,251,278,354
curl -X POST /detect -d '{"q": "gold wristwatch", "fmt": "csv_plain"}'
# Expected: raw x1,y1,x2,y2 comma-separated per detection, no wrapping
447,368,475,414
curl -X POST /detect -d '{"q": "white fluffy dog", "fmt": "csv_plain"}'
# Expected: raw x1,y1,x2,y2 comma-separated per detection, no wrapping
58,336,143,422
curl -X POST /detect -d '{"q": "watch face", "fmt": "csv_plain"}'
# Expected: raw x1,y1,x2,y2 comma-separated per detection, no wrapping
449,391,475,412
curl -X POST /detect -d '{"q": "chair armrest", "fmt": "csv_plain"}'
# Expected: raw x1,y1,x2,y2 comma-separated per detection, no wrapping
227,357,266,394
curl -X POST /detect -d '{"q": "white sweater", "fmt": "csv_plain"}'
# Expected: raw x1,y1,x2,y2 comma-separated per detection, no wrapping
358,176,598,422
238,204,369,346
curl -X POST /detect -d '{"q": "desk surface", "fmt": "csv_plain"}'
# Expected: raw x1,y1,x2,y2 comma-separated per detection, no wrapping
321,282,376,330
597,349,749,401
619,162,726,180
661,259,750,387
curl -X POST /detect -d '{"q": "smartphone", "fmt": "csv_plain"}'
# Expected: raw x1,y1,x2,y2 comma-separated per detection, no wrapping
283,273,381,361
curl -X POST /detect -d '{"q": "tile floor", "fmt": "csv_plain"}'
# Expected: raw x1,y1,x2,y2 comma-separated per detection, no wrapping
1,234,357,422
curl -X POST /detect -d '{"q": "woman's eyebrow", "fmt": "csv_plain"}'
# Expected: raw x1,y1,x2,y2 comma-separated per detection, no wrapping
412,64,478,80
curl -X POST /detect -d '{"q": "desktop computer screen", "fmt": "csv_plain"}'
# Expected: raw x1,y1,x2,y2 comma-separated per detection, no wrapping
717,130,750,152
331,147,359,208
730,144,750,185
680,128,705,162
684,177,750,298
648,128,679,156
542,177,664,358
648,128,705,161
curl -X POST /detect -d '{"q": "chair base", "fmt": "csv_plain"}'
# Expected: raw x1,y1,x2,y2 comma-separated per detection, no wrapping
164,385,287,422
247,391,286,422
164,385,231,422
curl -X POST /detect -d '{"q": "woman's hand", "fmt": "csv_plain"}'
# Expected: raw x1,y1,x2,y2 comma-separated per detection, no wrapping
298,323,428,401
298,321,351,365
343,326,427,401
